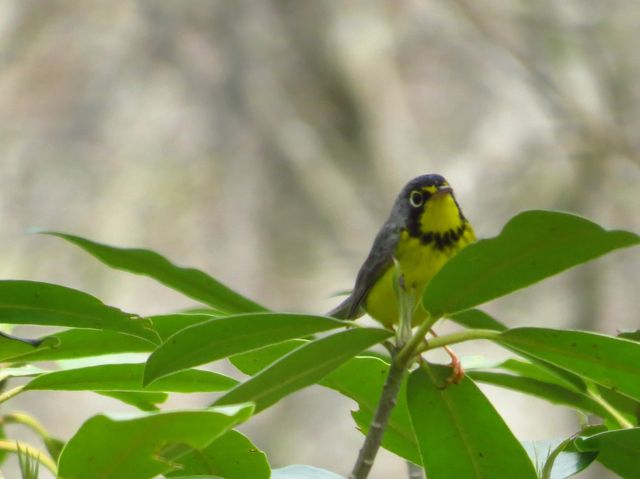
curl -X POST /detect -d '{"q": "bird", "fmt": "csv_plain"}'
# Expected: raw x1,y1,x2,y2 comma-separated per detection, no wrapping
328,174,476,381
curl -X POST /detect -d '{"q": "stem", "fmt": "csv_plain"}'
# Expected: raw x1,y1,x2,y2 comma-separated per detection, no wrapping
416,329,501,354
0,440,57,474
0,385,24,405
349,352,406,479
1,412,51,441
586,383,634,429
396,314,437,365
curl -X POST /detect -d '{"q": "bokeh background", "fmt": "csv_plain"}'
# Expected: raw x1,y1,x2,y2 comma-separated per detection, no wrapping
1,1,639,478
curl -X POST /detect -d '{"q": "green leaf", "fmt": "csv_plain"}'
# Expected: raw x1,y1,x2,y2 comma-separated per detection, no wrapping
45,232,264,314
0,280,159,344
618,330,640,342
575,428,640,478
144,314,346,385
11,329,151,362
57,405,254,479
423,210,639,317
98,391,168,411
522,438,596,479
407,365,538,479
271,465,344,479
448,309,507,332
500,328,640,402
230,340,306,376
215,328,392,412
25,363,237,393
165,430,269,479
12,314,222,363
467,372,612,420
321,356,420,464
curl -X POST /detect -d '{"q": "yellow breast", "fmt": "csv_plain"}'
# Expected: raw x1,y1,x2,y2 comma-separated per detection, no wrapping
364,194,475,327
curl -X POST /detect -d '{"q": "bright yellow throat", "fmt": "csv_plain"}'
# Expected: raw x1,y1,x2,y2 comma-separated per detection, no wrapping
364,194,475,327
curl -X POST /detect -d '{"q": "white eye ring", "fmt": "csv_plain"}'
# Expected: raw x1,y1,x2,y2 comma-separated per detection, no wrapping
409,190,423,208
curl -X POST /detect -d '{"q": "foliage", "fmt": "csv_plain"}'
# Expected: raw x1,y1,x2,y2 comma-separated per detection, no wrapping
0,210,638,479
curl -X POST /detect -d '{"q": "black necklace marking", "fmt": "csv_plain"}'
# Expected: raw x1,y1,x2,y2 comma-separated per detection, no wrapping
420,223,467,250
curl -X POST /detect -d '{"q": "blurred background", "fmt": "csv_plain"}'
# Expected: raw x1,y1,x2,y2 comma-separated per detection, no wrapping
1,1,638,477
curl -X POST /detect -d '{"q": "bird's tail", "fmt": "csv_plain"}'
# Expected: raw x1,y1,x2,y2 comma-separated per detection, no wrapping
326,295,363,320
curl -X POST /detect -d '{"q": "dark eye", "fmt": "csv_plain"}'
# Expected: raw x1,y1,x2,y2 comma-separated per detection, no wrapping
409,190,423,208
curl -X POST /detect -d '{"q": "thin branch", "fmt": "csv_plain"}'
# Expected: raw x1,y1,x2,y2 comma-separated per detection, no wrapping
349,349,406,479
0,385,24,405
416,329,502,354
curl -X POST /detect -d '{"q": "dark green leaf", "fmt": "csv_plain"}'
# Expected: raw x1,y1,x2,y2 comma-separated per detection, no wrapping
448,309,507,332
144,314,345,385
25,363,237,393
57,405,254,479
271,465,344,479
467,371,611,420
321,356,420,464
215,328,392,412
98,391,168,411
575,428,640,478
166,430,269,479
407,365,538,478
423,211,639,317
45,232,264,314
522,438,596,479
0,280,159,344
500,328,640,402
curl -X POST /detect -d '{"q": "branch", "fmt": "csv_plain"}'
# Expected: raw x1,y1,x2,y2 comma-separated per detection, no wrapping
0,440,57,474
416,329,501,354
349,349,406,479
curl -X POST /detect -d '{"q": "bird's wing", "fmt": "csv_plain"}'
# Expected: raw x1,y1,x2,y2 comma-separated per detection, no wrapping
328,223,399,319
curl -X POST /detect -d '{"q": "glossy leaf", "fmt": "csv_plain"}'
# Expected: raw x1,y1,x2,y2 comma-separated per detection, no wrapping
0,280,158,343
448,309,507,332
423,210,639,317
500,328,640,402
407,365,538,479
322,356,420,464
57,405,254,479
575,428,640,478
45,232,264,314
25,363,237,393
522,438,596,479
165,430,270,479
271,465,344,479
215,328,392,412
144,314,345,385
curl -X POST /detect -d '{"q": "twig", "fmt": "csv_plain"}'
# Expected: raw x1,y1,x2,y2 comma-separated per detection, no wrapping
0,440,57,474
349,349,406,479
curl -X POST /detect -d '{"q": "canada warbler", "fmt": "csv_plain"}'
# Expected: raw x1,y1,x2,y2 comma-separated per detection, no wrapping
329,174,475,327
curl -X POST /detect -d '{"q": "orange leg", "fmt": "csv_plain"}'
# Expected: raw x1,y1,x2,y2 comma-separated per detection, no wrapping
430,329,464,385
